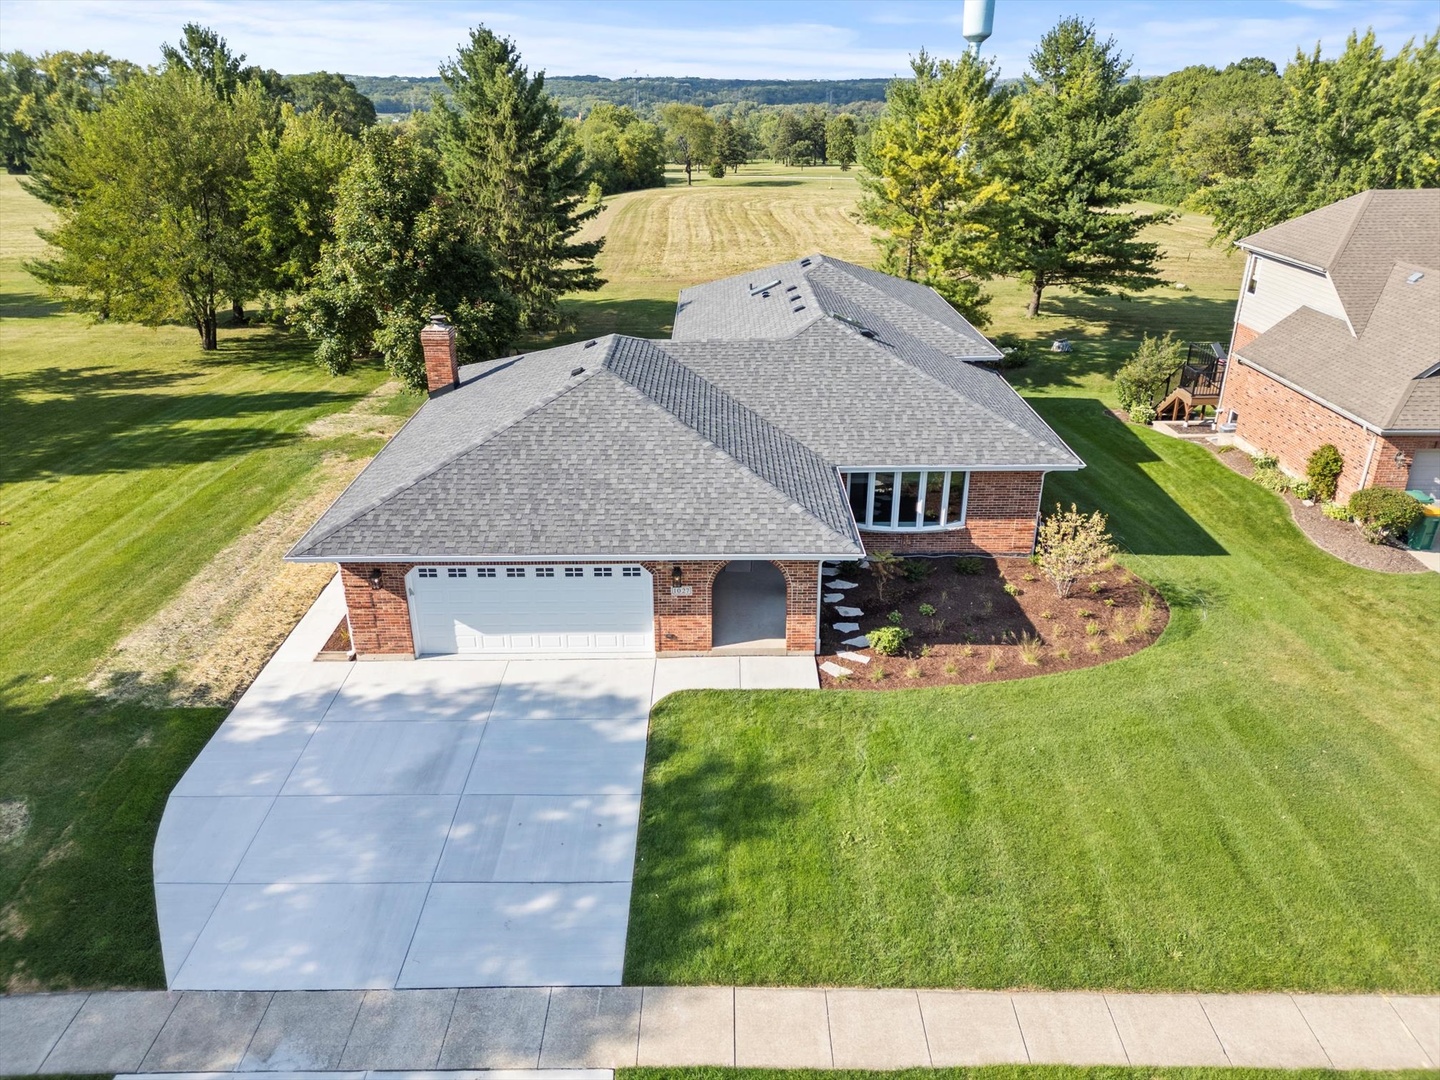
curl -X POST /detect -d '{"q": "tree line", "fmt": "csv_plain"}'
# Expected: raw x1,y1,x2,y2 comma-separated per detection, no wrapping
857,19,1439,326
19,23,600,386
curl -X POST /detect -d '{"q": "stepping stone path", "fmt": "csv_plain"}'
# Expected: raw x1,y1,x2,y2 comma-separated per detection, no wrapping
833,622,860,633
835,606,863,618
819,661,853,677
842,634,871,648
838,650,870,664
821,567,838,577
823,592,844,602
829,579,858,590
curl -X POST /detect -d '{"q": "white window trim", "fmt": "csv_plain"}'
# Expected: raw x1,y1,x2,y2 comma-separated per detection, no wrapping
843,469,970,531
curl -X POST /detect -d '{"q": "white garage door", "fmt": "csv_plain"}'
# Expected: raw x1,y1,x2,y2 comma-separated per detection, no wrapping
1407,450,1440,501
407,564,653,656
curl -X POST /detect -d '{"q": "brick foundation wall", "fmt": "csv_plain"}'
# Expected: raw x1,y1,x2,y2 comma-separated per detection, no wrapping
341,562,416,656
340,558,822,657
859,471,1044,557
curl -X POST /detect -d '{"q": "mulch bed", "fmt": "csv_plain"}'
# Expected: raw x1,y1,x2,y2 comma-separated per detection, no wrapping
816,556,1168,690
318,618,353,657
1209,444,1426,574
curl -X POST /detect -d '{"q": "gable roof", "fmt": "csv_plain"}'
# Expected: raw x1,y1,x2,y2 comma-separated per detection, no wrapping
290,255,1082,562
1236,262,1440,432
1239,189,1440,333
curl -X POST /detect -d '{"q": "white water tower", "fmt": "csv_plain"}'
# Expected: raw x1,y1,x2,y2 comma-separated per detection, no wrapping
963,0,995,54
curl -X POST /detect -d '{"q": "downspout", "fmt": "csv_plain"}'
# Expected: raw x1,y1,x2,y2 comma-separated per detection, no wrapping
814,560,823,655
1359,434,1379,491
1031,472,1048,553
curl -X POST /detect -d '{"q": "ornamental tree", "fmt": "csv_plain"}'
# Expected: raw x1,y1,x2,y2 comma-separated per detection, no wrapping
1036,504,1116,598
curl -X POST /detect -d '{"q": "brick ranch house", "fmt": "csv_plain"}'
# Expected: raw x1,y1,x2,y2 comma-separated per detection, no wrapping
1217,188,1440,502
287,256,1082,659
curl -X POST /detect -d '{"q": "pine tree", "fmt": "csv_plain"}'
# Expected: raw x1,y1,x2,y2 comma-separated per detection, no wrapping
1005,18,1170,317
858,50,1014,326
435,26,602,332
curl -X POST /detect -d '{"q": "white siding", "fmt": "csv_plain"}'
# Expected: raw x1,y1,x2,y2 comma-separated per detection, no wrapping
1235,254,1349,335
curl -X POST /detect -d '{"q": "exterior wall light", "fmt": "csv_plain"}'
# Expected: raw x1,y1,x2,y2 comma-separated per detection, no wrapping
1395,450,1410,468
671,564,683,586
369,568,384,590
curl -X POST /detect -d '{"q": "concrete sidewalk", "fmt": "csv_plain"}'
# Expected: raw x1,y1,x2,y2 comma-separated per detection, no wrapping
3,987,1435,1073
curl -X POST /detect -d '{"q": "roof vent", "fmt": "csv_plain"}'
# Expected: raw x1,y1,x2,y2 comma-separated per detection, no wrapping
800,257,812,267
749,278,782,296
792,304,806,312
570,366,585,376
785,285,798,293
583,339,597,348
1407,271,1425,284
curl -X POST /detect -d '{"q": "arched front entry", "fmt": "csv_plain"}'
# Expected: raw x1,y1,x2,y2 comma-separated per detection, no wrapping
711,560,787,651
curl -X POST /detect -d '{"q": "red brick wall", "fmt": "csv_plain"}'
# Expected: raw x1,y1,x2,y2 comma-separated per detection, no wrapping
859,471,1044,557
340,558,821,657
341,562,416,656
1230,322,1260,355
642,559,819,653
1372,435,1440,489
420,321,458,394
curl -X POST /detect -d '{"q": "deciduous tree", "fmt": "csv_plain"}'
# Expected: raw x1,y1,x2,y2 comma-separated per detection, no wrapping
1005,18,1170,317
435,26,603,331
288,71,377,135
660,103,715,184
826,113,858,170
26,69,269,349
0,49,139,173
300,128,517,388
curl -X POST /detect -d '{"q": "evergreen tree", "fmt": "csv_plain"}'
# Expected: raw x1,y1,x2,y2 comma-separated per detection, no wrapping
858,50,1014,326
300,128,517,388
25,69,269,348
1199,31,1440,242
1004,18,1170,317
435,26,602,331
161,23,291,104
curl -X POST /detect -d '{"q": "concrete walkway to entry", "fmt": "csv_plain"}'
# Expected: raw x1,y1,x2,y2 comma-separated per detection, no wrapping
2,987,1435,1073
155,577,817,992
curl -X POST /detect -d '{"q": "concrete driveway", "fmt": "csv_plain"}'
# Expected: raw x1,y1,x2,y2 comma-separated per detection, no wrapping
156,577,816,991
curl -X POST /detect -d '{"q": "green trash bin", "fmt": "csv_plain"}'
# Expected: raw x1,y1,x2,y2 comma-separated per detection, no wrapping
1408,509,1440,551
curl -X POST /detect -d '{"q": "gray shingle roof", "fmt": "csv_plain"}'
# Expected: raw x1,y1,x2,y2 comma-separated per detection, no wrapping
1239,189,1440,332
1236,263,1440,432
290,255,1082,562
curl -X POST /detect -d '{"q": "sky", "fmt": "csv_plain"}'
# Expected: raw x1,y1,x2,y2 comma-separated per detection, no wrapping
1,0,1435,81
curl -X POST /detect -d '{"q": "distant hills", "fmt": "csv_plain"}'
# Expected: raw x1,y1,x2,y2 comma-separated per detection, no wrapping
340,74,897,116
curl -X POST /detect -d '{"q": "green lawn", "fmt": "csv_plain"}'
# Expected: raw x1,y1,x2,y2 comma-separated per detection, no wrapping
625,402,1440,991
0,174,400,989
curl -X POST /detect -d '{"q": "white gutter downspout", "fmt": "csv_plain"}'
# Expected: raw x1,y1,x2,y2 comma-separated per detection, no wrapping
1360,434,1379,490
814,560,823,655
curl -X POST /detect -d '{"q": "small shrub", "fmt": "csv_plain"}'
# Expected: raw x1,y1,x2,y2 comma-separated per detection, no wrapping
1086,621,1102,636
990,332,1033,370
961,644,976,658
868,625,912,656
1290,478,1312,501
869,550,903,600
1104,597,1117,607
1039,611,1055,620
585,180,605,207
1022,572,1038,581
887,610,905,625
1085,638,1104,654
918,603,937,617
1109,620,1132,644
708,160,726,178
869,665,886,682
1017,632,1043,665
953,557,984,575
904,663,922,679
1217,444,1235,454
1056,647,1071,660
901,559,933,582
1129,402,1157,425
1078,609,1094,619
1003,582,1021,596
838,560,863,574
1115,332,1183,414
1306,444,1344,503
1253,453,1279,470
931,617,948,634
919,643,934,658
985,652,1001,672
1348,487,1423,543
1251,463,1290,493
1089,582,1103,594
1036,504,1116,598
943,660,959,675
1132,607,1154,634
1321,501,1352,521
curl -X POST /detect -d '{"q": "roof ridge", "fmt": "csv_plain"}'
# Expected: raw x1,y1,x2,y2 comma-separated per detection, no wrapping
290,343,614,556
1326,188,1375,272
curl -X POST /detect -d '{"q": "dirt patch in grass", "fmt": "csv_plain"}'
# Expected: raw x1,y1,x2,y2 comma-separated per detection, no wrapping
1211,443,1426,574
817,556,1167,690
89,453,364,707
0,801,29,845
305,378,407,438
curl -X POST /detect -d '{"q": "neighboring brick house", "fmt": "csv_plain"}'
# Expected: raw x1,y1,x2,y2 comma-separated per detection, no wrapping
1217,189,1440,502
288,256,1082,659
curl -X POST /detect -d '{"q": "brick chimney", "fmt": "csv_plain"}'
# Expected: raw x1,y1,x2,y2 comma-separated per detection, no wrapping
420,314,458,394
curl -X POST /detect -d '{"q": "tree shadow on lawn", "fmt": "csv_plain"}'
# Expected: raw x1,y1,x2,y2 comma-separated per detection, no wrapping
0,363,353,482
623,698,797,984
1005,292,1236,395
0,284,64,319
0,681,225,990
1035,397,1227,558
539,296,677,343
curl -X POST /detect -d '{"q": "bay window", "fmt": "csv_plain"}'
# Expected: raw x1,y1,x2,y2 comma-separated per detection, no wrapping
840,469,969,530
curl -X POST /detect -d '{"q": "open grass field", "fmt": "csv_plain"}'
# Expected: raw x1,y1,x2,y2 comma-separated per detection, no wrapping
0,174,402,988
